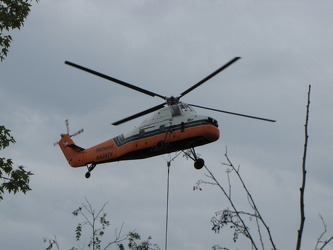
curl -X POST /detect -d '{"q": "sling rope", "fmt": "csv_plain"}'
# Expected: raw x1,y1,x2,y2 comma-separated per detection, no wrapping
163,151,182,250
164,160,171,250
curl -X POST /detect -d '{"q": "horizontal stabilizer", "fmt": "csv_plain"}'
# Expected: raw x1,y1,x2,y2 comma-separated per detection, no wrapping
67,144,85,152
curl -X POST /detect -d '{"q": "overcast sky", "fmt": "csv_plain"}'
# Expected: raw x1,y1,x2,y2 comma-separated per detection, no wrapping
1,1,332,249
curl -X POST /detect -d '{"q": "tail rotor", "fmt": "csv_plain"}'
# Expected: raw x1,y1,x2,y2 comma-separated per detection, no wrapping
54,119,84,146
65,119,69,134
64,119,84,137
70,128,84,137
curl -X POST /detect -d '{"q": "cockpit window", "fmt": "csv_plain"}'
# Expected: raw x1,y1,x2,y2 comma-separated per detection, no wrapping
180,103,195,112
171,103,196,117
179,103,186,110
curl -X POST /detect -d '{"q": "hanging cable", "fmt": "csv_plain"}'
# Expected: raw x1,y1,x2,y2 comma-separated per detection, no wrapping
164,160,171,250
162,151,183,250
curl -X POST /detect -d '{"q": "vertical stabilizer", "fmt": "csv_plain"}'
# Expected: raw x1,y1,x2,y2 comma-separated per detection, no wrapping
58,134,85,167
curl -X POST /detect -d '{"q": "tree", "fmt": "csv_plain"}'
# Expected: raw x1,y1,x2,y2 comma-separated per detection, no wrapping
0,0,39,61
1,0,38,199
195,150,277,250
44,198,160,250
194,85,333,249
0,125,33,200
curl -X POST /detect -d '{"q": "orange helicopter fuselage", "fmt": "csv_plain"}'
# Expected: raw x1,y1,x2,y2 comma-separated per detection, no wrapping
58,103,219,168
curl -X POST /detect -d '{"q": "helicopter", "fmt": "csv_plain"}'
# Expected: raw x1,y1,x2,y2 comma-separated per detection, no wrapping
57,57,275,178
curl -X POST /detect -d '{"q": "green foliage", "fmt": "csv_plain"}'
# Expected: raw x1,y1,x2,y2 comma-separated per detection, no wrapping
43,236,59,250
44,198,159,250
71,198,111,250
0,0,39,61
119,231,160,250
0,124,15,149
0,125,33,200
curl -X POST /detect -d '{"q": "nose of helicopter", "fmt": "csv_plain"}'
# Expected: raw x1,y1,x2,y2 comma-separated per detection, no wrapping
193,120,219,145
205,125,220,142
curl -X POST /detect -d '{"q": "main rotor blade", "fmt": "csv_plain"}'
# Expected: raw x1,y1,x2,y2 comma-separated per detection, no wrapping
179,57,241,98
112,103,166,126
188,104,276,122
65,61,166,99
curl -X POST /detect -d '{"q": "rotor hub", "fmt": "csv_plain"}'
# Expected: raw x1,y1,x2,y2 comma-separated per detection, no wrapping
166,96,179,106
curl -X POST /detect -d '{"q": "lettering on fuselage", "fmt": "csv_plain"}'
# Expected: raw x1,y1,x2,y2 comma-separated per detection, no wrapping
96,145,114,153
96,152,113,161
95,144,114,161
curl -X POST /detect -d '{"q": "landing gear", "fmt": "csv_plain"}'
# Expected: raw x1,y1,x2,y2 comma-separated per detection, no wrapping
85,163,96,178
194,158,205,170
183,148,205,170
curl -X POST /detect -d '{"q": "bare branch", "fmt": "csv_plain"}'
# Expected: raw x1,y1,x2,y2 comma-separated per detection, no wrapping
103,223,128,250
315,214,333,250
203,164,258,249
319,236,333,250
315,215,327,250
296,84,311,250
224,153,277,250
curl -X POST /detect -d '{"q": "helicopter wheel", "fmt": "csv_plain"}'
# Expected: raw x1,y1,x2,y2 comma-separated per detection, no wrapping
194,158,204,170
85,163,96,178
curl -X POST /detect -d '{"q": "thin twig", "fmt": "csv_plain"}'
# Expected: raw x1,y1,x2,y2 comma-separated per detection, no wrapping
315,214,333,250
224,153,277,250
103,223,128,250
204,164,258,249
